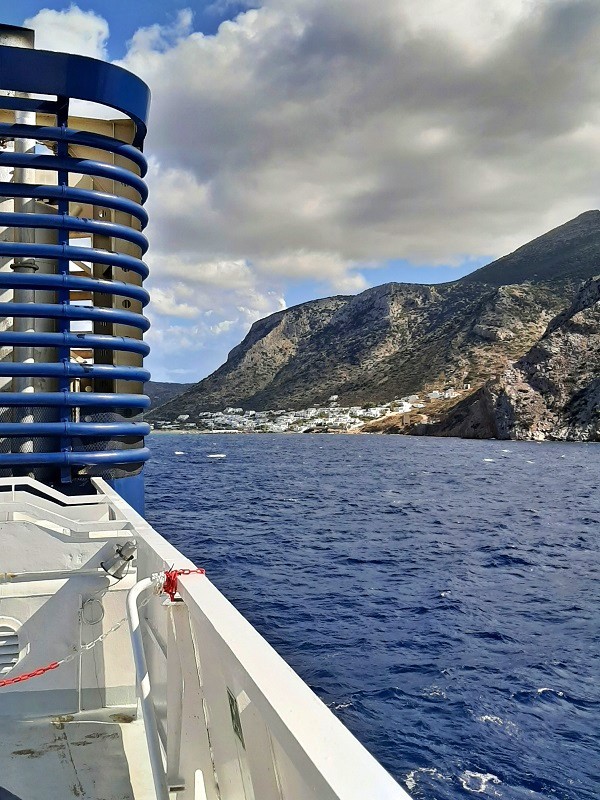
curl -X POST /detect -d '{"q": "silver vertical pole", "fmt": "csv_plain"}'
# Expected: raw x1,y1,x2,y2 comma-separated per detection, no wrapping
6,27,36,459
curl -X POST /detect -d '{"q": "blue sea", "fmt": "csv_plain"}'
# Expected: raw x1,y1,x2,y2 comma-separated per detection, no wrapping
144,434,599,800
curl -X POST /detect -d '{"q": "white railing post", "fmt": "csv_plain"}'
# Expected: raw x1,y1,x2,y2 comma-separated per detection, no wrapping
127,577,170,800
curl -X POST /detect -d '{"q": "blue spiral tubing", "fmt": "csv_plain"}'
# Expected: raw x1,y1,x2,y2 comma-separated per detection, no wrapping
0,48,151,484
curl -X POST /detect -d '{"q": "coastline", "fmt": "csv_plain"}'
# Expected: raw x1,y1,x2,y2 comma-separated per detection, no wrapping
149,428,363,435
148,429,598,443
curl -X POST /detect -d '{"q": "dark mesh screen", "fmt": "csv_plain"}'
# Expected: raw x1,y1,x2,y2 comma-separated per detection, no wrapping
72,406,145,480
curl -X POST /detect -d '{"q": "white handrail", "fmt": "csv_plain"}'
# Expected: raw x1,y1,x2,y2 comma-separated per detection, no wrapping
127,577,170,800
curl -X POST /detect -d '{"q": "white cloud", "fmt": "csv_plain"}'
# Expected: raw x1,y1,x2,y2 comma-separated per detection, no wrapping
150,287,199,318
211,319,235,334
145,253,285,380
121,0,600,273
125,9,194,59
398,0,539,56
25,2,600,271
146,252,285,313
20,1,600,380
256,251,368,293
24,5,109,59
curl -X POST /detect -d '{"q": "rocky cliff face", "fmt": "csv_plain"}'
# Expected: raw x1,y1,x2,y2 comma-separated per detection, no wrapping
150,211,600,419
461,210,600,287
411,276,600,441
162,296,350,414
145,381,193,409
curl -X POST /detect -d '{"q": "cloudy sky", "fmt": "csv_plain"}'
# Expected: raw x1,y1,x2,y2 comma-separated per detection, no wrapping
5,0,600,381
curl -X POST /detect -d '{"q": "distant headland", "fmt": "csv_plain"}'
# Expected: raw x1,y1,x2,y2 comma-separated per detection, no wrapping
148,212,600,442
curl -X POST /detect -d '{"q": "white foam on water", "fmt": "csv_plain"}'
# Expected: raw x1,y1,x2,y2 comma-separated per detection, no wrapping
483,458,495,462
440,590,451,597
174,451,185,455
537,687,564,696
405,767,451,791
405,773,417,791
501,449,511,452
526,460,535,464
477,714,504,725
424,685,447,699
460,770,502,793
207,454,226,458
475,714,518,735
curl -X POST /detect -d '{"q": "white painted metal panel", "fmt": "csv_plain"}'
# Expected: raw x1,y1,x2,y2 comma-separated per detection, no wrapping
177,576,411,800
0,477,412,799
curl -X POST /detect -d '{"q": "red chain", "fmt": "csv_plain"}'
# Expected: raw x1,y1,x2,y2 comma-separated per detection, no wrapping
0,569,206,687
163,568,206,602
0,660,59,688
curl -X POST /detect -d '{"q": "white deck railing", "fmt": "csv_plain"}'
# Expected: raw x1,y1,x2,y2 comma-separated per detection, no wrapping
174,570,411,800
100,478,413,800
0,477,413,799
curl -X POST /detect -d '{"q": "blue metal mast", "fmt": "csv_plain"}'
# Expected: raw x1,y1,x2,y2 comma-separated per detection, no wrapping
0,24,151,513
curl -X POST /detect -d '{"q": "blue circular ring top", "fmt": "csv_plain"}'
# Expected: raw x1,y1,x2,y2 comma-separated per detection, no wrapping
0,45,150,147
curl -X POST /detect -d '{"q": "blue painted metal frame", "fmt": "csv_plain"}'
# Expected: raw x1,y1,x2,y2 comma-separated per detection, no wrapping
0,242,149,279
5,304,150,331
0,274,150,305
0,363,150,381
0,183,148,226
0,332,150,356
0,392,149,409
0,45,149,145
0,124,148,173
0,212,149,252
0,153,148,199
0,422,151,437
0,41,151,505
0,448,150,466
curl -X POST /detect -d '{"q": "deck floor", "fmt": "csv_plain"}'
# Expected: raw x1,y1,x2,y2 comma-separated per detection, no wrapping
0,708,155,800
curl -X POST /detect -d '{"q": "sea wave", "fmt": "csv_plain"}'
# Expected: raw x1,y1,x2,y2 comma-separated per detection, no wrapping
146,433,599,800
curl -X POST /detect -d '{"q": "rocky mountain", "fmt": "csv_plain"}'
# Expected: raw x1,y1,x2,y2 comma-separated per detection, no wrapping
150,211,600,420
410,276,600,441
460,210,600,287
145,381,193,409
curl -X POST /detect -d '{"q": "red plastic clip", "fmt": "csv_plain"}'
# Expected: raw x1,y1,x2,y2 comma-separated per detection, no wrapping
162,568,206,602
